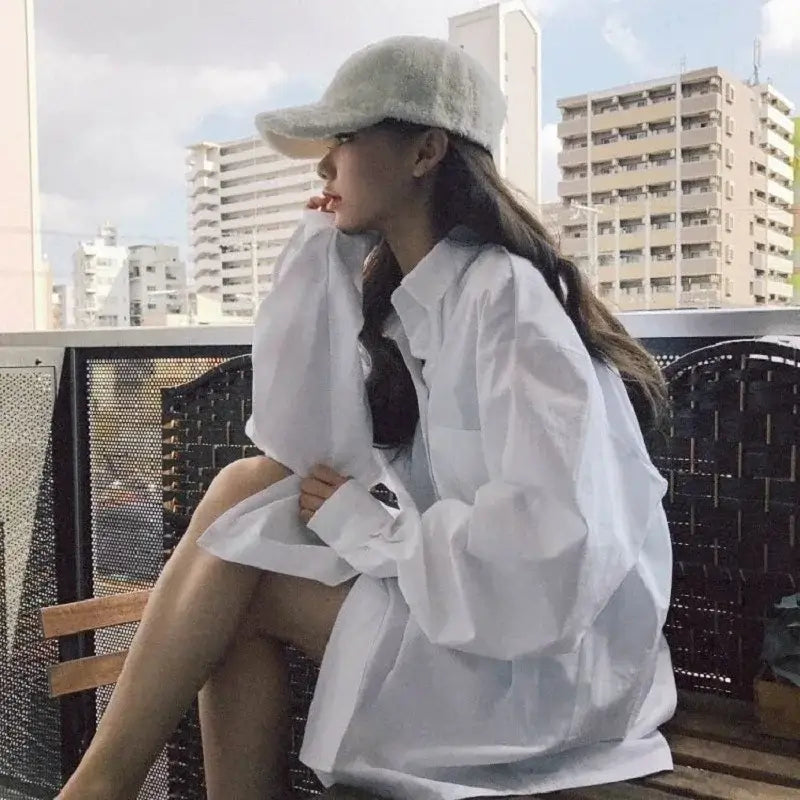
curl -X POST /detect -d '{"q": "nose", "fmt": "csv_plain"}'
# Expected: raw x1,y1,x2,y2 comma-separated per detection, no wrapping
316,149,334,181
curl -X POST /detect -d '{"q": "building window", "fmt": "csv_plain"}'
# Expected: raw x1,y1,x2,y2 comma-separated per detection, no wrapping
750,131,755,145
725,116,734,135
725,213,734,231
725,84,735,103
725,180,734,199
725,245,734,263
725,149,734,167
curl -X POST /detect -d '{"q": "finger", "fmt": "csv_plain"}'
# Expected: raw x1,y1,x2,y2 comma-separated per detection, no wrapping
300,477,333,499
311,464,348,486
299,508,313,524
298,492,324,513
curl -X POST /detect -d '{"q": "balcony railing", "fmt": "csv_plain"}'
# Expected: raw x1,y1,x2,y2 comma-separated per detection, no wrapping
1,309,799,797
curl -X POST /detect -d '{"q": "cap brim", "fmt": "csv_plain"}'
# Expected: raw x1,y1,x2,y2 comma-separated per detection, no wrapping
255,101,384,159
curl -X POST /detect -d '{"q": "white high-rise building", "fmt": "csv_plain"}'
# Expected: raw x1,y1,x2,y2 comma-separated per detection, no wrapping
1,0,41,331
128,244,189,326
186,139,321,322
449,0,542,205
73,224,130,328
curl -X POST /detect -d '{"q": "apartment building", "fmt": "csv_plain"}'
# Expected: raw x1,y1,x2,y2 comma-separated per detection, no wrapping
73,224,130,328
128,244,188,326
449,0,541,205
555,67,795,310
794,117,799,301
186,138,321,322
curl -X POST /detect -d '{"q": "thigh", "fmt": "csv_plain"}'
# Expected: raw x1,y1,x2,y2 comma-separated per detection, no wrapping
243,570,356,663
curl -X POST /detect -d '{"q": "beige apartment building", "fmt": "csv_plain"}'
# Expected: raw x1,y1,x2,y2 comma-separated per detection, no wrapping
186,139,320,322
555,67,795,310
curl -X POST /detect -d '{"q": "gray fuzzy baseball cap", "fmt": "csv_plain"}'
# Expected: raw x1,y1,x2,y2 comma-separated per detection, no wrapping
254,35,507,160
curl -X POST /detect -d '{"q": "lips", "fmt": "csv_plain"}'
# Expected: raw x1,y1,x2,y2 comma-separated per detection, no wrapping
323,190,342,211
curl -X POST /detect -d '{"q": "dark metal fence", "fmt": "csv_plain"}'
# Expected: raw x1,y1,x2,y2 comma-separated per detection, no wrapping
0,309,798,798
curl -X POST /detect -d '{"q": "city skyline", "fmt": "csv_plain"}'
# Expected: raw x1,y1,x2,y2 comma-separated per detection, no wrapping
30,0,800,288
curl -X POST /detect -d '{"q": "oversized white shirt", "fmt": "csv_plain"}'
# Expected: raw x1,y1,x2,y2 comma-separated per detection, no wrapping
199,212,677,799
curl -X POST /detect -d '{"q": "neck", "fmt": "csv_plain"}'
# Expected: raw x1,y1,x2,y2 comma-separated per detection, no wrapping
383,209,439,276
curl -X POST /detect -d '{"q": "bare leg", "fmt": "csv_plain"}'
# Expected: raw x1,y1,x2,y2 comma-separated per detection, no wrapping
200,635,291,800
58,456,292,800
200,571,354,800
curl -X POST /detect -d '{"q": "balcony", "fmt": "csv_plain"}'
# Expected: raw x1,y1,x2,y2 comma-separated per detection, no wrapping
753,277,794,300
191,224,220,244
760,102,794,135
761,128,794,161
766,154,793,183
187,174,220,196
185,157,217,182
2,309,800,797
191,208,219,228
766,180,794,206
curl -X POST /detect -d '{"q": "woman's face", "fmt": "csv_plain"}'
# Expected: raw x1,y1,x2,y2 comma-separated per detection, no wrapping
315,124,429,235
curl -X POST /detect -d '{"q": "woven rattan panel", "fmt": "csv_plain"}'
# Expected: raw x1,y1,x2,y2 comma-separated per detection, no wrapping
162,355,323,799
86,356,232,800
0,366,60,798
647,339,799,700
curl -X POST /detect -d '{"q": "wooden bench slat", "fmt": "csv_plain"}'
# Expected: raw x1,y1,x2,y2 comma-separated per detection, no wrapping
48,650,128,697
665,707,800,759
552,782,686,798
644,764,800,800
667,731,800,789
41,590,150,639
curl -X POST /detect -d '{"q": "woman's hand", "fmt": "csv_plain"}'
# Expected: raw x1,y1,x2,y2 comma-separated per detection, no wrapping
306,195,334,212
299,464,350,524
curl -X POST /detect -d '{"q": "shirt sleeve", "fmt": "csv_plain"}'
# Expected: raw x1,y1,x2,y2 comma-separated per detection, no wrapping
308,265,660,660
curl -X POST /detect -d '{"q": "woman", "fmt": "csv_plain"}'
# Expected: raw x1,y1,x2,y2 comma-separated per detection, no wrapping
59,36,676,800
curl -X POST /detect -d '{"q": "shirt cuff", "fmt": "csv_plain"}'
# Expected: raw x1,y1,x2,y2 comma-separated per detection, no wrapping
300,208,336,235
308,479,395,556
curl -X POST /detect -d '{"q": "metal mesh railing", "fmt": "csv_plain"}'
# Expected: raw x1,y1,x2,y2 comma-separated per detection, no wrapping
161,356,323,798
85,352,243,799
0,327,796,796
648,339,800,699
0,365,60,799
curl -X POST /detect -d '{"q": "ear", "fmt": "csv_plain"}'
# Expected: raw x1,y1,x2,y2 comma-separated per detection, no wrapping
411,129,449,178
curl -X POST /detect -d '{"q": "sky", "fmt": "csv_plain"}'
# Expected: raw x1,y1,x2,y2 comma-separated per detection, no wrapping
33,0,800,284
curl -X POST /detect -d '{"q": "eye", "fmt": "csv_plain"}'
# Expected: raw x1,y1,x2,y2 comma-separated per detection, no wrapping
334,132,356,145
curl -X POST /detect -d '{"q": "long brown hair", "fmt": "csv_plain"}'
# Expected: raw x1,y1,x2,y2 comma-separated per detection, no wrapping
360,119,666,448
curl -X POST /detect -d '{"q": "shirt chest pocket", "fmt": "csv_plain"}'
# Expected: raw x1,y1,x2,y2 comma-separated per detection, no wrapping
427,425,489,503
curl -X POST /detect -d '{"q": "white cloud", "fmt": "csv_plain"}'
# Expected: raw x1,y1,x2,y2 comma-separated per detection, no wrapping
31,0,590,279
601,12,650,73
761,0,800,54
540,123,562,202
37,35,286,225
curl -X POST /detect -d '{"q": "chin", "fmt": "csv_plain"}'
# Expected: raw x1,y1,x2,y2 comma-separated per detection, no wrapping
333,214,370,235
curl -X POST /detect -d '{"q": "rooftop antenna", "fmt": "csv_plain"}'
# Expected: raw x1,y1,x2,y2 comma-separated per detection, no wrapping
752,37,762,85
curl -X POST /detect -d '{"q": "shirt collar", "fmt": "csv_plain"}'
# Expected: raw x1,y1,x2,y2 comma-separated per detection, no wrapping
389,226,483,361
391,226,482,310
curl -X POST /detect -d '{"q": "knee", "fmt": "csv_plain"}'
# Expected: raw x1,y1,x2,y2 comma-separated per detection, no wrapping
194,456,293,531
215,455,292,495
